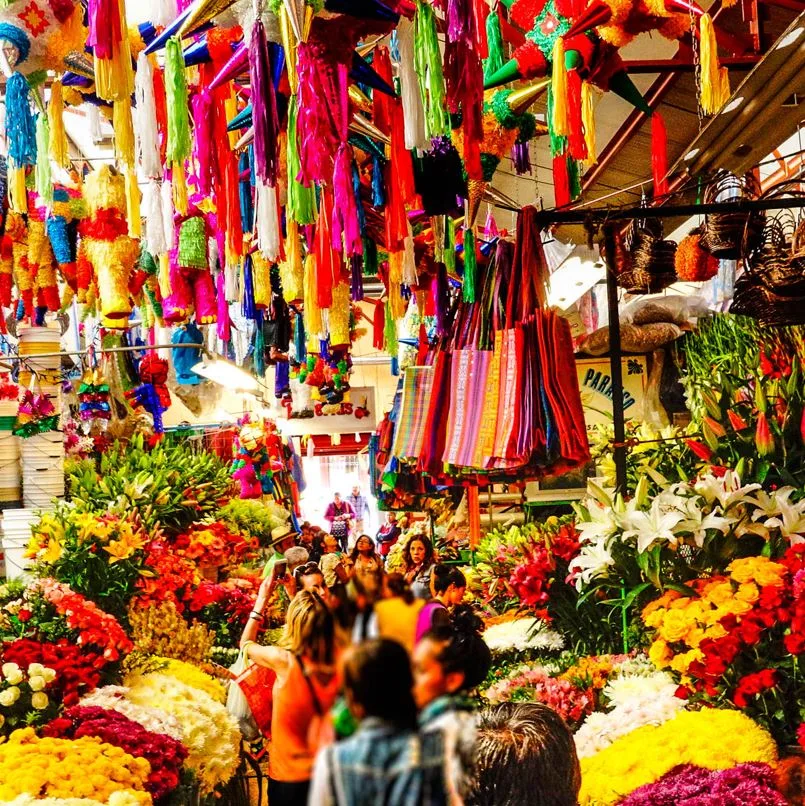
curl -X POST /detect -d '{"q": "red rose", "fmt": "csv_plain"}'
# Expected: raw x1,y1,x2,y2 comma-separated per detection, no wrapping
17,608,32,622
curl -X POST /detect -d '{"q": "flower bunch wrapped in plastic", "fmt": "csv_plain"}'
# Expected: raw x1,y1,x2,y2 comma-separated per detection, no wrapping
187,579,257,648
123,671,240,794
0,728,151,804
0,659,58,736
619,762,786,806
482,616,564,655
43,705,188,802
483,663,594,728
579,709,778,805
172,521,258,568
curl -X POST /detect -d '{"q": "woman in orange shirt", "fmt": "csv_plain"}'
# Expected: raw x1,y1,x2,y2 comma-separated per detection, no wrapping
242,572,339,806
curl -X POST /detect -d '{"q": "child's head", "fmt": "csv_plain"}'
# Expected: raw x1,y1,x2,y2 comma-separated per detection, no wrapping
412,605,491,709
343,638,417,731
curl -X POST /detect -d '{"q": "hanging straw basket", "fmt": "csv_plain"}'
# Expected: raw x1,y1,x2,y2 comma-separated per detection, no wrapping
618,220,677,294
702,171,764,260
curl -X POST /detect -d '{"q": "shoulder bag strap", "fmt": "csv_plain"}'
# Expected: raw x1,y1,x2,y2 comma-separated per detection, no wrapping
296,655,323,716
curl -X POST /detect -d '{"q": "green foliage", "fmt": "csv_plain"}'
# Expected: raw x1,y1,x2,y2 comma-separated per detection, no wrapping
66,434,235,535
218,498,289,548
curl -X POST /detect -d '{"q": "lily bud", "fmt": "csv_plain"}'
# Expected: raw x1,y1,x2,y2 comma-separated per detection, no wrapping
702,415,726,438
754,411,774,457
686,439,713,462
726,410,748,431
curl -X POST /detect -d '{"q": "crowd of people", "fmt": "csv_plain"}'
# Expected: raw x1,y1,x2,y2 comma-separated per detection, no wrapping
240,515,581,806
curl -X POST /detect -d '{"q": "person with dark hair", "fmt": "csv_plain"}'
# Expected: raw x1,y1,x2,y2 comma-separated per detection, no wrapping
402,534,436,599
413,605,493,802
375,512,401,559
308,639,448,806
372,573,424,653
415,565,467,643
324,492,355,552
461,702,581,806
349,534,384,602
293,562,328,599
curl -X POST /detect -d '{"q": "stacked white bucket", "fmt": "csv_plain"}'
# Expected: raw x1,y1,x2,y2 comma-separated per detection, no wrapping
0,326,64,580
17,325,64,508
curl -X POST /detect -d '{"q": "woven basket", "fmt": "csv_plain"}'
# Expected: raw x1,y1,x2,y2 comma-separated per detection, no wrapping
702,171,764,260
619,223,677,294
731,271,805,327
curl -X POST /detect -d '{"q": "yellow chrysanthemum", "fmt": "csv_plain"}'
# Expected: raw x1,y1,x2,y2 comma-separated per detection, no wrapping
580,710,778,805
156,657,226,704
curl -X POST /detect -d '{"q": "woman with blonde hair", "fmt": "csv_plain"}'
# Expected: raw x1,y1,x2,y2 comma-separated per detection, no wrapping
241,568,340,806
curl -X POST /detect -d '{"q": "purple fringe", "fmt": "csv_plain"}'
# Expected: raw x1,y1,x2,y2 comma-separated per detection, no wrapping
511,141,532,175
249,20,279,186
350,254,364,301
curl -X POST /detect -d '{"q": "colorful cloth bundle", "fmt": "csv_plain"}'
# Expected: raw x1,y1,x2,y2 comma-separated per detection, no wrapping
383,205,590,487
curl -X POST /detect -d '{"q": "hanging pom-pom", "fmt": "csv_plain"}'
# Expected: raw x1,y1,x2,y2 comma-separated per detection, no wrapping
384,298,398,357
286,96,315,225
124,169,142,238
463,227,477,303
255,180,281,261
566,69,586,161
249,19,280,186
34,114,52,207
303,254,323,338
651,111,669,198
415,0,450,139
551,38,568,136
396,16,427,150
483,7,505,82
6,72,37,169
48,80,70,169
350,255,364,301
164,37,191,169
700,13,729,115
331,144,363,257
553,154,571,207
135,52,162,178
581,81,597,166
113,98,136,171
143,180,167,256
371,155,385,207
511,141,531,175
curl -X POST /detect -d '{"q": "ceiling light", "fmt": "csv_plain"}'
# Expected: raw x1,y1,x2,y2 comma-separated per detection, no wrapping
720,96,744,114
776,27,804,50
684,148,700,162
191,356,259,392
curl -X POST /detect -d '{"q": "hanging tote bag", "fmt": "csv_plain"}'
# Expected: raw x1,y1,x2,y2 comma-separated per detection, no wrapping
227,646,277,741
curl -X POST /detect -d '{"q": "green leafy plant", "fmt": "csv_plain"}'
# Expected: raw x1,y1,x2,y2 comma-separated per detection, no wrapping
66,434,235,535
217,499,289,548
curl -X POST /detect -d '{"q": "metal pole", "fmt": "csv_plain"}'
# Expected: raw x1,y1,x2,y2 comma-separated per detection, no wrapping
603,224,627,496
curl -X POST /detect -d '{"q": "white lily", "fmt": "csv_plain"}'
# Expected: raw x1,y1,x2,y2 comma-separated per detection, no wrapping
676,496,735,547
576,499,619,544
693,469,761,511
621,497,685,553
750,487,795,521
568,539,615,591
765,496,805,544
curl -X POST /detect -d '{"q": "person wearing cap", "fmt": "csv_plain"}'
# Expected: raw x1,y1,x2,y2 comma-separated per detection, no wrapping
262,524,300,580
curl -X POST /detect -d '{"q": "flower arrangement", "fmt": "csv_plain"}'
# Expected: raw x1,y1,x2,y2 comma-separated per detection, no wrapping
642,544,805,743
123,672,240,794
217,498,290,547
482,663,595,728
172,521,258,570
619,763,786,806
43,705,188,802
482,616,564,655
134,542,200,612
127,601,214,665
1,639,107,707
187,579,257,649
0,728,152,804
579,709,778,805
79,687,184,742
26,505,150,620
153,657,226,704
0,660,58,736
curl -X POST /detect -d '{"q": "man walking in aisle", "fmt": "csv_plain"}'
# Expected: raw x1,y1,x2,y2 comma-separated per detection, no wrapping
347,485,371,549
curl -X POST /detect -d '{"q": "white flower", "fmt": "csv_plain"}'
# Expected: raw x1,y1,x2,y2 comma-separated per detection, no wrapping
568,539,615,591
30,691,49,710
27,675,46,692
693,470,760,511
1,663,22,685
764,495,805,544
575,499,619,544
0,685,21,706
675,496,735,547
603,670,678,709
750,488,794,521
483,619,564,653
620,498,685,553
